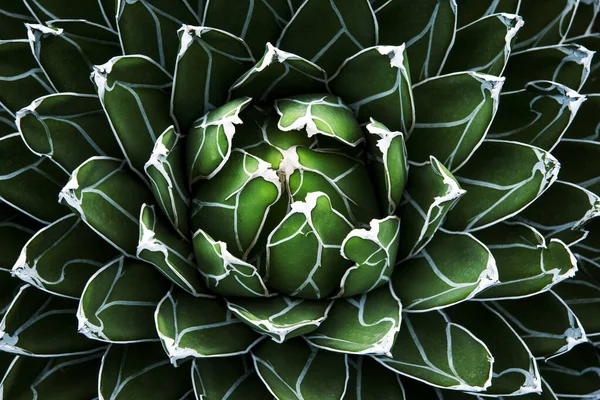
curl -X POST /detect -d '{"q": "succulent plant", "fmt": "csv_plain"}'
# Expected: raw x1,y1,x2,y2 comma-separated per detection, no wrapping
0,0,600,398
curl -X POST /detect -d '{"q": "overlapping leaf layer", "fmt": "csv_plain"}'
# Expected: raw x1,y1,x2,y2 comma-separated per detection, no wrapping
0,0,599,399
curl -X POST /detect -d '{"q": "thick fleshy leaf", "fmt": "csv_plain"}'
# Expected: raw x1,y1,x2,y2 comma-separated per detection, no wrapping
0,203,41,272
306,281,401,355
570,33,600,93
92,55,175,174
26,21,121,93
0,132,67,224
397,157,465,259
266,192,353,299
203,0,292,59
77,256,170,343
0,1,35,40
444,140,560,231
489,81,585,151
172,26,254,132
191,149,283,260
59,157,154,256
230,43,327,102
374,310,493,391
338,216,401,297
445,302,541,396
513,0,578,51
144,126,191,239
473,222,577,299
192,356,272,400
0,108,16,137
488,291,586,360
407,72,504,171
563,95,600,141
569,0,600,37
277,0,377,74
16,93,122,174
377,0,457,82
394,230,498,312
329,45,414,133
252,338,349,400
504,44,593,92
432,379,559,400
227,296,333,343
116,0,200,72
186,97,252,183
0,285,102,356
553,139,600,195
456,0,522,28
573,218,600,262
344,356,406,400
539,342,600,398
0,270,21,317
444,13,523,76
155,290,263,364
99,342,192,400
0,40,53,116
12,213,118,299
275,94,364,147
24,0,116,28
138,204,208,297
0,353,102,400
516,181,600,242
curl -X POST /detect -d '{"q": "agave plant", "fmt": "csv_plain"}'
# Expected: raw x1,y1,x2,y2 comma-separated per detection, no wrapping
0,0,599,398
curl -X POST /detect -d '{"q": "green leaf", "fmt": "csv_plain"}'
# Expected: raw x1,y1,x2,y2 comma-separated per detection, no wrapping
344,356,406,400
0,203,41,272
12,213,118,299
573,218,600,262
99,342,193,400
266,192,353,299
116,0,200,72
397,156,465,259
16,92,123,174
0,353,102,400
503,44,593,92
227,296,333,343
0,1,35,40
338,216,400,297
539,342,600,398
473,222,578,299
444,13,523,76
552,139,600,196
444,140,560,231
192,228,269,297
77,256,170,343
489,81,585,151
24,0,117,29
513,0,579,50
374,310,493,391
155,290,263,364
275,94,364,147
0,108,16,137
329,45,415,133
229,43,327,102
277,0,377,74
59,157,154,257
365,120,408,215
0,270,22,318
0,132,68,224
487,291,586,360
138,204,209,297
568,34,600,93
516,181,600,242
0,285,102,356
92,55,175,174
563,95,600,141
26,21,121,93
377,0,457,82
407,72,504,171
186,97,252,184
432,379,559,400
191,149,283,260
144,126,191,239
447,302,542,395
306,281,401,355
568,0,600,37
172,26,254,132
455,0,522,28
0,40,53,117
203,0,292,59
192,356,272,400
394,230,497,312
252,338,349,400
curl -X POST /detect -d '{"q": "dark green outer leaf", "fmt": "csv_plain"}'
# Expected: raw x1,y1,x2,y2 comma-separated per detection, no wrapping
563,95,600,141
513,0,578,51
455,0,521,28
24,0,117,29
0,203,41,272
0,1,35,40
